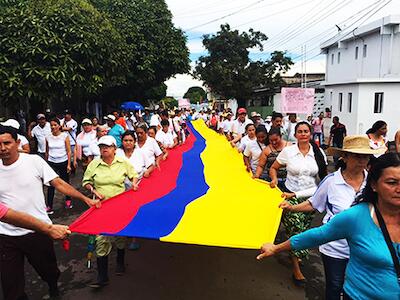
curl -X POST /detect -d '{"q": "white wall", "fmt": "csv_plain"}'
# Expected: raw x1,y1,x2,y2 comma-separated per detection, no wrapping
328,82,400,139
326,29,400,83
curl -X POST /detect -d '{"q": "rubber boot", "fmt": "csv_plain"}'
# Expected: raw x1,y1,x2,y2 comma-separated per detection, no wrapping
88,256,109,288
116,249,125,275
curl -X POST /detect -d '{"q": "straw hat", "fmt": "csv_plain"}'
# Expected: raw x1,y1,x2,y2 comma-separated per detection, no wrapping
327,135,385,156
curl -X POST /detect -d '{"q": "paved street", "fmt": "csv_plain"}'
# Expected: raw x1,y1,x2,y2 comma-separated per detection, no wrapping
7,170,325,300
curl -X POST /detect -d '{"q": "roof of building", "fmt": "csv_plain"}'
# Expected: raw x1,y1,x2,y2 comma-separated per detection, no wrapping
320,15,400,51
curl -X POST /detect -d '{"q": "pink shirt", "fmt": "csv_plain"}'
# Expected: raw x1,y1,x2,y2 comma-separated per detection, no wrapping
0,203,8,219
312,118,324,133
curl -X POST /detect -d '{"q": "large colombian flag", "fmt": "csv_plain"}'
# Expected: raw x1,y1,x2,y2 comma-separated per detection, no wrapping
70,120,283,249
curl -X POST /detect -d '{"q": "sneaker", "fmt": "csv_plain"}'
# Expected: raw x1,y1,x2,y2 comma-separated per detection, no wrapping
65,200,73,209
46,207,54,215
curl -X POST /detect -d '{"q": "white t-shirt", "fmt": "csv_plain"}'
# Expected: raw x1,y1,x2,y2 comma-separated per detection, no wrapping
155,130,177,148
243,140,266,173
231,118,253,137
116,148,150,178
150,114,161,127
31,122,51,153
238,135,256,152
0,154,57,236
88,140,100,159
61,118,78,146
172,116,181,132
276,144,327,198
222,120,233,133
17,134,29,151
285,122,298,143
136,137,162,165
76,131,97,156
309,169,367,259
46,133,68,163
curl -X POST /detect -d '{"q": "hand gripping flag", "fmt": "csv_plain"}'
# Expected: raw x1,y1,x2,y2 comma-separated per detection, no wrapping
70,120,283,249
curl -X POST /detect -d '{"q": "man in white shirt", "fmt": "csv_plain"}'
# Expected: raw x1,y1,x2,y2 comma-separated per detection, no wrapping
28,113,51,158
0,125,99,300
149,111,161,128
0,119,30,153
230,108,253,148
285,113,298,143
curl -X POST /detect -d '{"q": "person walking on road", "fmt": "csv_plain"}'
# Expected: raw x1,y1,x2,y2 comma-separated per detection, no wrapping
0,125,99,300
28,113,51,158
83,135,138,288
258,153,400,300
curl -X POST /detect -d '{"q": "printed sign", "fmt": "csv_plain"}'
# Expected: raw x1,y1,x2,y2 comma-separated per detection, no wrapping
281,87,315,114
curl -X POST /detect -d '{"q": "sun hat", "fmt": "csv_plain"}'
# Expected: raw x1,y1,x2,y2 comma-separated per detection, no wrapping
98,135,116,147
327,135,386,156
104,114,116,121
0,119,20,130
81,118,92,125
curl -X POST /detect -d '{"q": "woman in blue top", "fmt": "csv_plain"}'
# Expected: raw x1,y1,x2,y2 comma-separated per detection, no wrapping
278,135,381,299
257,153,400,300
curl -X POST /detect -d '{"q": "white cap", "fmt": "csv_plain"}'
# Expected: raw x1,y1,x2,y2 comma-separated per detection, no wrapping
265,116,272,121
251,111,257,117
82,118,92,125
1,119,20,129
104,114,116,121
98,135,117,146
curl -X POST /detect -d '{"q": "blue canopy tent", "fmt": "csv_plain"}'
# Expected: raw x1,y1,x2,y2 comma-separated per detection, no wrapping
121,101,144,111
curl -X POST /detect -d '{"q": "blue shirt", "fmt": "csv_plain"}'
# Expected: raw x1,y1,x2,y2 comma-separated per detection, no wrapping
108,124,124,148
291,203,400,300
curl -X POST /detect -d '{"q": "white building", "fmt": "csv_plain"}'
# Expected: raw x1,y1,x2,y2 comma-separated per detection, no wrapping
321,15,400,139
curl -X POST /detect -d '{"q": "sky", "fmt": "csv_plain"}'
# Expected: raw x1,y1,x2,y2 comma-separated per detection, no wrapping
164,0,398,97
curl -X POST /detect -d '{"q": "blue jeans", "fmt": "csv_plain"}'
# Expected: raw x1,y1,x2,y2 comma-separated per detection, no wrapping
321,253,348,300
313,132,324,145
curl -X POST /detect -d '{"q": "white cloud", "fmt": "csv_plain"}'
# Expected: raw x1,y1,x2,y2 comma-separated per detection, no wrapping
166,74,204,98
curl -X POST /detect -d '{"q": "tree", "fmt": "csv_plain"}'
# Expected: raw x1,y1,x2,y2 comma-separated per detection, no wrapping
194,24,293,108
160,97,178,109
0,0,127,109
183,86,207,103
90,0,190,102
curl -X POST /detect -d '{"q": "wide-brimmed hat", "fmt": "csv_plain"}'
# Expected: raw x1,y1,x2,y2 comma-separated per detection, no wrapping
327,135,385,156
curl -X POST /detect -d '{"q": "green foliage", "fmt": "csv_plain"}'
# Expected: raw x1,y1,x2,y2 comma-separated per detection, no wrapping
160,96,178,109
183,86,206,103
194,24,293,107
89,0,190,100
0,0,127,105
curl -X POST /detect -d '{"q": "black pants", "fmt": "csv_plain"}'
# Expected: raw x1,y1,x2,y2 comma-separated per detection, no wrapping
47,160,70,209
0,233,60,300
321,253,348,300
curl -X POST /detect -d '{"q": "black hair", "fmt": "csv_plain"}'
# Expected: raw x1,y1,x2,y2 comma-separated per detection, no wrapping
245,123,256,132
333,116,339,122
366,120,387,134
256,125,268,146
295,121,327,180
121,130,136,142
148,126,158,134
357,153,400,204
0,125,18,141
49,117,61,125
161,119,169,127
160,110,169,118
272,112,283,120
268,127,282,137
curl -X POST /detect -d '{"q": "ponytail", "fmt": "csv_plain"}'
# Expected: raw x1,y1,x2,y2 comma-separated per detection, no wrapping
310,140,327,180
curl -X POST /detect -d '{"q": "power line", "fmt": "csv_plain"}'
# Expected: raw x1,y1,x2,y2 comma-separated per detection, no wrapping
291,0,392,62
186,0,267,31
263,0,354,52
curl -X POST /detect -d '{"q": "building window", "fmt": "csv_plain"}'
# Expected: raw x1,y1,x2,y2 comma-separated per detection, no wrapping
331,53,334,65
363,44,367,57
355,46,359,59
374,92,383,113
337,52,341,64
348,93,352,113
338,93,343,112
